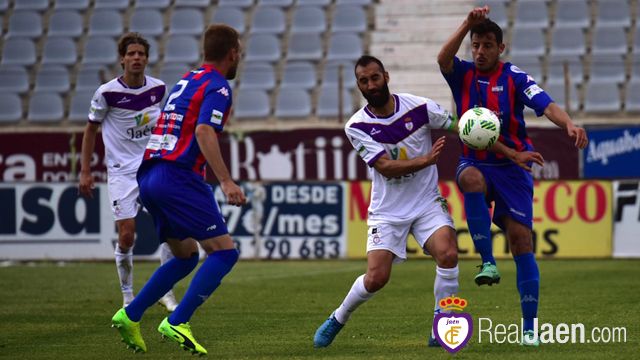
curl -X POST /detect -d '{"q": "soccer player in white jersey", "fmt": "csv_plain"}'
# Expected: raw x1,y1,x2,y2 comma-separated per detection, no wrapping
78,33,178,311
314,55,460,348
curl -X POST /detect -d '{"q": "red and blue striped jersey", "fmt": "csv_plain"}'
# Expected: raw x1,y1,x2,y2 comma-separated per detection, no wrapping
143,64,232,176
443,56,553,163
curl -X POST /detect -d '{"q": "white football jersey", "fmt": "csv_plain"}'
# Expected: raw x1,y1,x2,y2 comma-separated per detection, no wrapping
345,93,453,225
89,76,165,175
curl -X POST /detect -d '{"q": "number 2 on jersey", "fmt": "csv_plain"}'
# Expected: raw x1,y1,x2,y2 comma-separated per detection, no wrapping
163,79,189,112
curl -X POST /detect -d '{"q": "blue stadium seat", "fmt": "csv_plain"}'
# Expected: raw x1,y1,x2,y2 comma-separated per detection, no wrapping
509,56,543,83
624,80,640,112
164,35,200,64
69,90,94,122
170,8,204,36
174,0,210,7
28,92,65,123
554,0,590,29
0,0,8,11
547,56,584,85
595,0,630,28
275,89,312,118
291,6,326,34
94,0,129,10
54,0,90,10
218,0,254,8
257,0,293,6
297,0,331,6
331,5,366,33
513,0,549,29
41,37,78,66
316,85,353,118
6,11,43,38
322,61,356,89
281,61,317,90
549,27,586,57
287,33,323,61
14,0,49,11
134,0,171,8
234,89,271,118
327,33,362,61
1,38,37,66
82,36,117,65
89,10,124,37
0,94,23,123
239,62,276,90
584,82,621,113
48,10,84,38
129,9,164,37
250,6,286,34
544,82,580,112
336,0,372,4
245,34,281,63
75,65,109,92
0,65,29,94
158,63,191,89
211,6,246,34
146,37,159,64
35,65,71,93
589,55,626,84
484,0,508,29
509,27,545,57
592,27,628,56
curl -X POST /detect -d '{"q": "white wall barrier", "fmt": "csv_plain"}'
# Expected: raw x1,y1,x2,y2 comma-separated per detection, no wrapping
612,180,640,258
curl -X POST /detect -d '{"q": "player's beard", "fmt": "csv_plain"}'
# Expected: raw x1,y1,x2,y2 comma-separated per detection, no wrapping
227,64,238,80
362,82,390,108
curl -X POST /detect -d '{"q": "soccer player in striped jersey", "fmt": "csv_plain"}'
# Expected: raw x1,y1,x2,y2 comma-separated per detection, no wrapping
314,55,460,348
438,6,588,346
79,32,179,312
110,24,245,355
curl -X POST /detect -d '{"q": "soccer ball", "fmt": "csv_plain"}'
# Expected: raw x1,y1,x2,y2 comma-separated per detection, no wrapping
458,107,501,150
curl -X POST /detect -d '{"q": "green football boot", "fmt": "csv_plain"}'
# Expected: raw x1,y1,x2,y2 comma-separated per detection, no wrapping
111,308,147,353
474,262,501,286
158,317,208,356
521,330,540,347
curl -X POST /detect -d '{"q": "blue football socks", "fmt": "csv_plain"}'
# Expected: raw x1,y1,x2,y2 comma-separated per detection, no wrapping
514,252,540,332
464,192,496,265
169,248,239,325
125,252,200,322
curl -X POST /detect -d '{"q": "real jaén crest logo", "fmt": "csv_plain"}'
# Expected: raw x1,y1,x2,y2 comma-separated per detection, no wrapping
433,296,473,353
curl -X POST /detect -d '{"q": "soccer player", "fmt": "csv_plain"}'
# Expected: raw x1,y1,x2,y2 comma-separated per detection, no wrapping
437,6,588,345
110,24,245,355
79,32,179,312
314,55,459,348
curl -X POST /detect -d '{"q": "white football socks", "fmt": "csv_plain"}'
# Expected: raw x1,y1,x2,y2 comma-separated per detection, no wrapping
434,265,459,314
115,246,134,298
334,274,375,325
159,242,174,265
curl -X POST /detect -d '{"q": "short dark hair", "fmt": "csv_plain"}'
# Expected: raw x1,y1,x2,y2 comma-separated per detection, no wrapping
117,32,149,58
354,55,386,76
470,19,503,44
203,24,240,62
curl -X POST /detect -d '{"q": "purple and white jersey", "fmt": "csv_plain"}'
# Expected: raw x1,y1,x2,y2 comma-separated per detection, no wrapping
345,93,453,224
89,75,165,175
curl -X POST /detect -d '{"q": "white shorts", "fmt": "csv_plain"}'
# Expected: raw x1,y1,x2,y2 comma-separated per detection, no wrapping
366,199,454,263
107,172,140,221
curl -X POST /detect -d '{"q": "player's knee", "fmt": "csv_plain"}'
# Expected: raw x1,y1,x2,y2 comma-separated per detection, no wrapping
459,169,485,192
118,230,135,249
438,247,458,268
364,272,389,292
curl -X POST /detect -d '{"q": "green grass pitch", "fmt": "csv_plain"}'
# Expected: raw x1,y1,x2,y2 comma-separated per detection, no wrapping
0,259,638,359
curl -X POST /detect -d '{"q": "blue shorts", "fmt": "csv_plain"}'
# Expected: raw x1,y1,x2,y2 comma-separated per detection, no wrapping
456,159,534,230
137,160,228,241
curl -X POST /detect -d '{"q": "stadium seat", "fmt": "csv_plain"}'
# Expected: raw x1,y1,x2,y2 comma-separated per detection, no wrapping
513,0,549,29
75,65,109,92
327,33,363,61
508,56,543,83
239,62,276,90
549,27,586,57
158,63,191,89
0,65,29,94
89,10,124,37
316,85,353,118
592,27,628,56
35,65,71,93
297,0,331,6
275,89,312,118
584,82,621,113
218,0,254,7
554,0,590,29
146,37,159,64
484,0,508,29
134,0,171,7
624,80,640,112
331,5,367,33
1,38,37,66
6,11,43,38
336,0,372,4
69,90,94,122
94,0,129,10
28,92,65,123
174,0,210,7
41,37,78,66
250,6,286,35
129,9,164,37
234,89,271,118
48,10,83,38
0,94,22,123
291,6,326,34
509,27,545,57
633,26,640,55
170,8,204,36
589,55,626,84
82,36,118,65
245,34,281,63
281,61,317,90
287,33,323,61
322,61,356,89
595,0,631,28
544,82,580,112
0,0,8,11
164,35,200,64
14,0,49,11
211,6,246,34
53,0,90,9
257,0,293,6
547,57,584,85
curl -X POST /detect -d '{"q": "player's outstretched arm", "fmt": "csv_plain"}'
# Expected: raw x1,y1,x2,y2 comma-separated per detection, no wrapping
437,6,489,74
489,140,544,172
78,122,100,198
543,102,588,149
195,124,246,206
373,136,446,178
